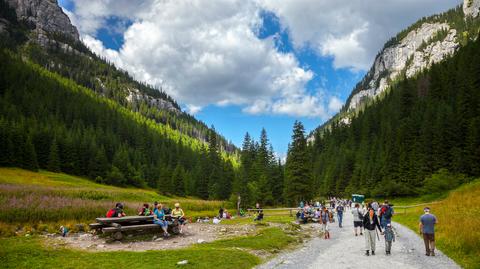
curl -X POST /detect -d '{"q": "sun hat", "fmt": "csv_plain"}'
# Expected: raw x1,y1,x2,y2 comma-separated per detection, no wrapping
175,203,180,207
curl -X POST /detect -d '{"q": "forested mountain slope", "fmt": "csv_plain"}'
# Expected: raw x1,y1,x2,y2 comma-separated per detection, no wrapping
310,34,480,197
0,0,236,153
0,0,237,199
312,0,480,135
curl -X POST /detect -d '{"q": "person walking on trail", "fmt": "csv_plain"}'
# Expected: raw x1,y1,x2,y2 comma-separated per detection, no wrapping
384,223,395,255
420,207,438,256
336,203,344,228
320,207,330,239
352,203,364,236
363,203,382,256
379,200,394,229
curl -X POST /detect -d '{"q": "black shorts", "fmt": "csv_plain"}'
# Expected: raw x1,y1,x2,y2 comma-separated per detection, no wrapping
423,233,435,241
354,221,363,227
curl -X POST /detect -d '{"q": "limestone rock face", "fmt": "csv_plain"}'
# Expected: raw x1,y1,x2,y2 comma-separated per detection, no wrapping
6,0,79,42
348,22,457,111
126,88,180,114
464,0,480,18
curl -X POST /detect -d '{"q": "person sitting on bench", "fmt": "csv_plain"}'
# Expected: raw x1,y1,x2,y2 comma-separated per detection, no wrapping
138,203,152,216
106,203,126,218
254,210,264,221
153,203,170,237
171,203,186,234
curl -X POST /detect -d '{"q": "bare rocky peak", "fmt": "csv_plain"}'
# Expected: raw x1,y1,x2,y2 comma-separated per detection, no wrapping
348,22,457,111
345,0,480,112
6,0,79,42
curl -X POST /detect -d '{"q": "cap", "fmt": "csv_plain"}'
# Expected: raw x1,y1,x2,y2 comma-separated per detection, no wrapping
424,207,430,212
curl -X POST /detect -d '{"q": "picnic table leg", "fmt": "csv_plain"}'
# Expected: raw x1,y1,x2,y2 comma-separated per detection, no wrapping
113,231,123,240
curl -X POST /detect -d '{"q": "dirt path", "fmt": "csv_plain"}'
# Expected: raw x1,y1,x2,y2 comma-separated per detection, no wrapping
48,223,257,252
257,211,460,269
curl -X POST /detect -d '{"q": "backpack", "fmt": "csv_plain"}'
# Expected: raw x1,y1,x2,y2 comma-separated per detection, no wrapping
384,207,393,219
106,208,117,218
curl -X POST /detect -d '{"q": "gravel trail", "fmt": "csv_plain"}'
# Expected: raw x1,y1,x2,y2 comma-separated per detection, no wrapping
257,211,460,269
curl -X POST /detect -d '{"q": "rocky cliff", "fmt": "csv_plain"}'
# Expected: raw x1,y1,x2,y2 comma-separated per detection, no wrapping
345,0,479,112
6,0,79,43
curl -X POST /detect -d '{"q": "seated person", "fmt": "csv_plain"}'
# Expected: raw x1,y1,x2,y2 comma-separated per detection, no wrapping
153,203,170,237
313,208,321,222
254,210,264,221
171,203,186,233
138,203,152,216
106,203,126,218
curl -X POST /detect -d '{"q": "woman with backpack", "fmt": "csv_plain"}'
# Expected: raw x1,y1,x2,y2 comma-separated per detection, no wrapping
320,207,330,239
138,203,152,216
363,203,382,256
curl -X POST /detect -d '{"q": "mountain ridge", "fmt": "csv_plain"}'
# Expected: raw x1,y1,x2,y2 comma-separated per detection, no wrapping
0,0,237,153
311,0,480,137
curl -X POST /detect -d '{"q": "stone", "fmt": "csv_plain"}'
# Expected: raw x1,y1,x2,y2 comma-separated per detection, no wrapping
197,239,206,244
155,237,163,242
464,0,480,18
177,260,188,265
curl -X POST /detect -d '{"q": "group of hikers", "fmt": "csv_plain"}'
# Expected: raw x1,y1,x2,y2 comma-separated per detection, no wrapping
106,201,188,237
297,198,438,257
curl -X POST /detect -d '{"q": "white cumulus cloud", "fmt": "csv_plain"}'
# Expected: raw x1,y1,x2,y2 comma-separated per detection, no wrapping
65,0,460,117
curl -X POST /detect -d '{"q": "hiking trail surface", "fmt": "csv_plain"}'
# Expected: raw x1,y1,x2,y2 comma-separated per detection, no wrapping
257,210,460,269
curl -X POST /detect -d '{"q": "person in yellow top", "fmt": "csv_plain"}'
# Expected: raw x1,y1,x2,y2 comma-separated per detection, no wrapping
171,202,186,233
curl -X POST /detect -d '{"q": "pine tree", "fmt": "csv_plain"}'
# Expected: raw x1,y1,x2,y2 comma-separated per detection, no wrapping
22,135,39,171
171,164,185,196
284,121,311,205
47,138,61,172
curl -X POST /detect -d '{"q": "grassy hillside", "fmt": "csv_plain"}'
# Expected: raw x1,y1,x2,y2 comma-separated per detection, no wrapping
393,180,480,269
0,168,227,235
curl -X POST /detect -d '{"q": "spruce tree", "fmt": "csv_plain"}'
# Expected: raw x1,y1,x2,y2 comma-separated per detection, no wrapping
22,135,39,171
47,139,61,172
284,121,311,205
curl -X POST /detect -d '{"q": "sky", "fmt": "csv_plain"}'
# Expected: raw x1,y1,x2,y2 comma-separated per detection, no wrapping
59,0,461,158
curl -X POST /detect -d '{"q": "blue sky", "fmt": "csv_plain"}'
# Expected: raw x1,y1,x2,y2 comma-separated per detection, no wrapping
59,0,459,157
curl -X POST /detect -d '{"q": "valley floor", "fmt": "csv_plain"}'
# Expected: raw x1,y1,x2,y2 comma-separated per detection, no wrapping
257,213,459,269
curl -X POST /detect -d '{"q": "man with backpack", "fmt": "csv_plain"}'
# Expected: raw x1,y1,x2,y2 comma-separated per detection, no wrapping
106,203,126,218
379,200,394,229
352,203,364,236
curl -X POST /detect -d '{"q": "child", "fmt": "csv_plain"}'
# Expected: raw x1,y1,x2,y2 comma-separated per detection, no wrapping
384,223,395,255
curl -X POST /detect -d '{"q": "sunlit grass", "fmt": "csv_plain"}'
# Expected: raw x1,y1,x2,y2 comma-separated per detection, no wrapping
393,179,480,269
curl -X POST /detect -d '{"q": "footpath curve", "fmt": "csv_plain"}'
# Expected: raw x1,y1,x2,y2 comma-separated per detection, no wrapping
257,211,460,269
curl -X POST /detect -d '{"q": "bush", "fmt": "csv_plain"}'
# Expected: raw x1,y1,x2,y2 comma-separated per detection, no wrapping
422,169,469,194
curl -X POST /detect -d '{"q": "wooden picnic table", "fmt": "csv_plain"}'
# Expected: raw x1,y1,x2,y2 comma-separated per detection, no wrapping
90,215,182,240
96,215,154,224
